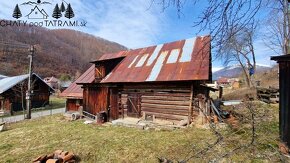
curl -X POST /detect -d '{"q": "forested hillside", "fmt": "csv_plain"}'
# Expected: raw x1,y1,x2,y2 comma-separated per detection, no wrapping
0,25,126,79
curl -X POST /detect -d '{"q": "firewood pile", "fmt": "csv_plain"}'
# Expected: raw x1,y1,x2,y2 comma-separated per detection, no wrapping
33,150,77,163
257,87,279,104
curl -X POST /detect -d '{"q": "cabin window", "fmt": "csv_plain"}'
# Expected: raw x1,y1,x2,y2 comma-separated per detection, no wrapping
95,66,105,79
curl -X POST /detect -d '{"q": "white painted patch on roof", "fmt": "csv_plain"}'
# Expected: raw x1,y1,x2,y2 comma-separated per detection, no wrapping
102,72,112,81
179,37,196,62
135,53,149,67
167,49,180,64
128,55,139,68
0,74,29,94
146,44,163,66
146,51,168,81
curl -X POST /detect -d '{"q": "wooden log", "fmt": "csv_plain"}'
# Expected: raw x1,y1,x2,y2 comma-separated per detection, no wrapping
63,152,75,162
66,160,76,163
122,92,190,97
122,88,190,93
54,150,63,156
47,153,54,160
33,155,47,162
141,103,189,110
46,159,62,163
61,151,69,157
142,96,190,101
141,99,190,106
142,108,189,116
143,111,187,120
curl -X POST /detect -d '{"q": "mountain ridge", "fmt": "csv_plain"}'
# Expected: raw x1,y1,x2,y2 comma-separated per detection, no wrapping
213,64,272,80
0,25,127,79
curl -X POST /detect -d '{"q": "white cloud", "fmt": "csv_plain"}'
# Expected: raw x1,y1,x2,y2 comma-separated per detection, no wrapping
0,0,166,49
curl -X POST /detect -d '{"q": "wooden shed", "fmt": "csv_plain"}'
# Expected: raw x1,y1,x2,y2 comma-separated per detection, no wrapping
271,55,290,147
79,36,212,122
60,65,95,112
0,74,53,115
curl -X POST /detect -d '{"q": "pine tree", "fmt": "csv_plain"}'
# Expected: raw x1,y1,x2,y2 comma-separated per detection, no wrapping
13,4,22,19
60,2,66,12
52,4,62,19
65,4,74,19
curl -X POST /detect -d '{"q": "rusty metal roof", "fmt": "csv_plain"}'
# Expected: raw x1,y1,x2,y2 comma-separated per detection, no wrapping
101,36,211,83
60,65,95,98
92,51,128,62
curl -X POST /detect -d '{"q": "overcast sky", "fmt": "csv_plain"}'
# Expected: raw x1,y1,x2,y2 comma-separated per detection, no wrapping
0,0,277,69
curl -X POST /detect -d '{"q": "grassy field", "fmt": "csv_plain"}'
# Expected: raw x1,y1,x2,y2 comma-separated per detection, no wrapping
0,103,284,163
45,96,66,110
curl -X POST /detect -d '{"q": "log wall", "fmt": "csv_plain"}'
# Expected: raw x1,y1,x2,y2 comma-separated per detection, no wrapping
66,99,83,112
116,82,207,121
83,86,109,115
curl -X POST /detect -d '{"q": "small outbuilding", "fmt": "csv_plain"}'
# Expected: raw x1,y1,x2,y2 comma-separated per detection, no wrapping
0,74,53,115
44,76,60,90
60,65,95,112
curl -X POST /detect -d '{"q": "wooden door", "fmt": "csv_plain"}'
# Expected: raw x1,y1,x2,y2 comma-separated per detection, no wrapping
127,93,141,118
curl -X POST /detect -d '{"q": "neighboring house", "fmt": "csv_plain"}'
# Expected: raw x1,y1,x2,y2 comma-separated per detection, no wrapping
60,65,95,112
44,76,60,90
26,6,48,19
217,77,230,86
0,74,54,115
228,78,240,89
62,36,212,122
217,77,240,89
60,81,73,92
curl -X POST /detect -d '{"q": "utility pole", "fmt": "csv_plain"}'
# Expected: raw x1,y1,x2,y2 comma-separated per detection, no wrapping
26,45,34,119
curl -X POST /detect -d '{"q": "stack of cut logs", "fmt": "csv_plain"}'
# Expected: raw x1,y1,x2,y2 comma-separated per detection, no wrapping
33,150,76,163
257,87,279,104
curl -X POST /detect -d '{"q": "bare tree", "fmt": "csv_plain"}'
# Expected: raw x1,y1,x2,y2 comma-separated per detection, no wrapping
263,1,289,55
151,0,290,67
221,24,257,87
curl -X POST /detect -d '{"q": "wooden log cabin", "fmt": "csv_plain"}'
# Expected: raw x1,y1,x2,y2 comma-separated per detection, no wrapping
0,74,53,115
74,36,212,123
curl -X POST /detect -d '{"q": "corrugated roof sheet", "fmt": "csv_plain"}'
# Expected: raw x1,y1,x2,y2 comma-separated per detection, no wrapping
60,65,95,98
0,74,29,94
0,75,8,80
92,51,128,62
101,36,211,83
0,74,53,94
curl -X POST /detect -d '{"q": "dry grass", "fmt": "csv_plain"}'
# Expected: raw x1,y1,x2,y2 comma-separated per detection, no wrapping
0,115,213,163
255,66,279,88
0,103,282,163
223,87,257,101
